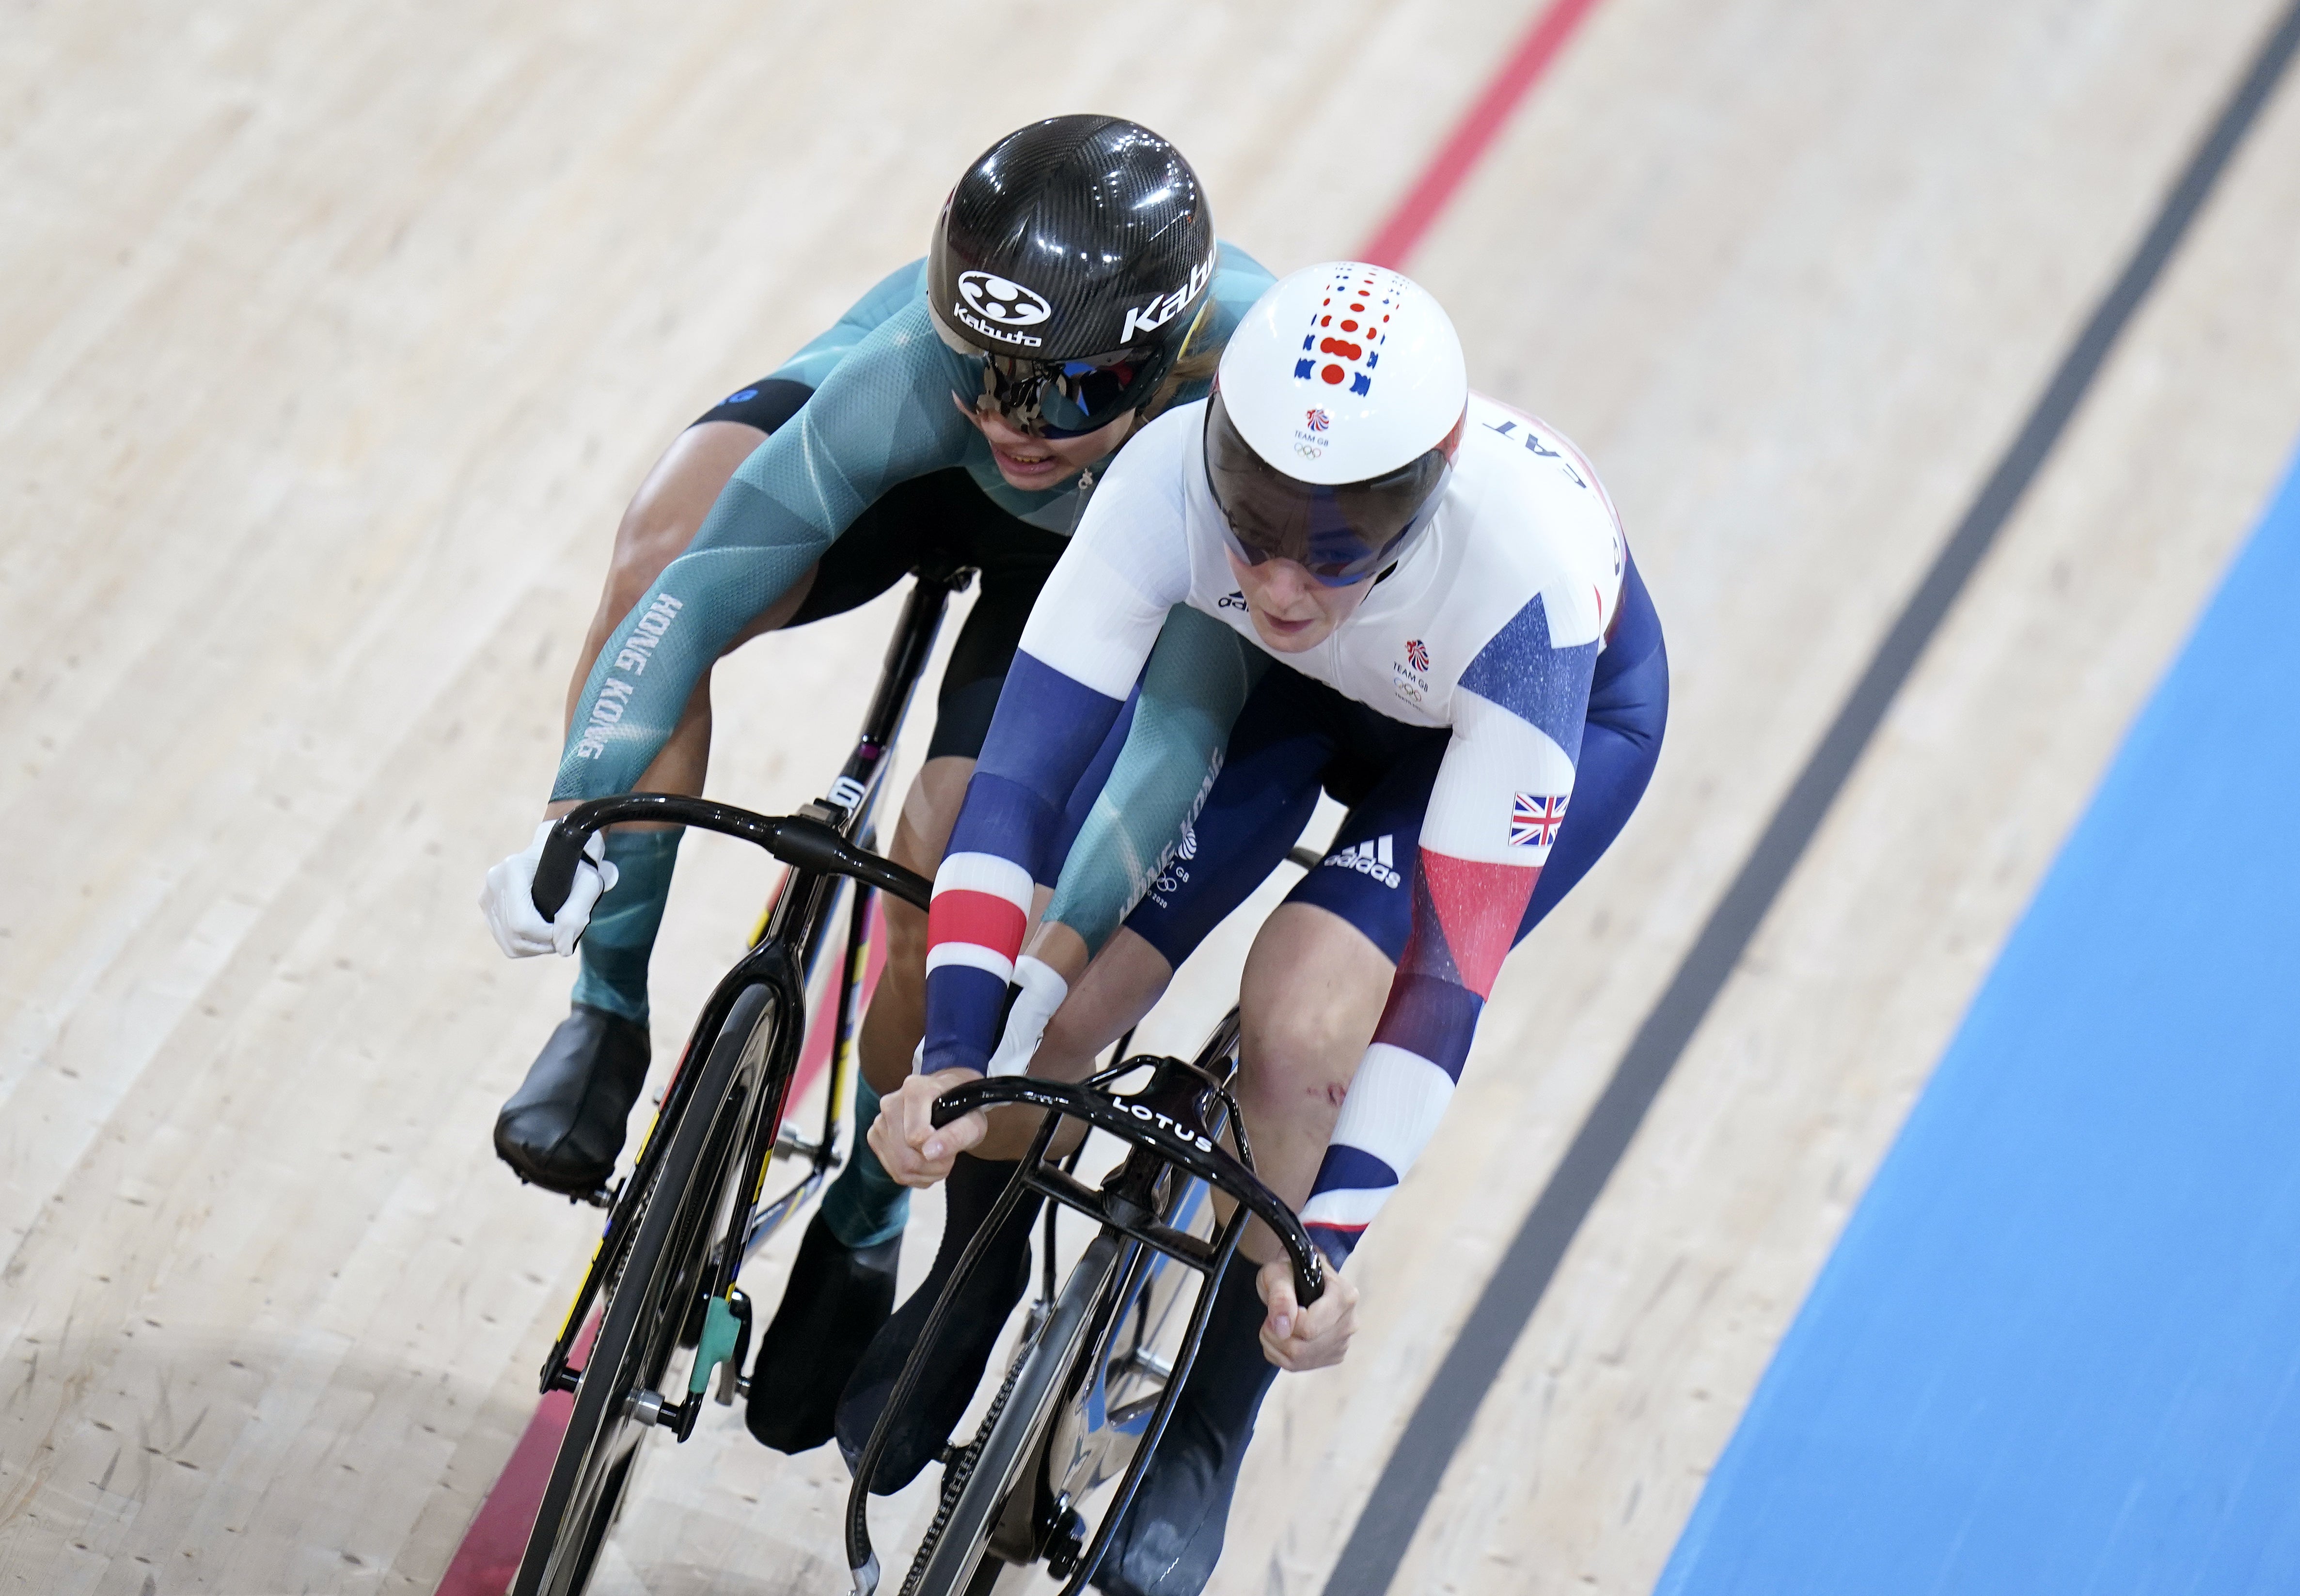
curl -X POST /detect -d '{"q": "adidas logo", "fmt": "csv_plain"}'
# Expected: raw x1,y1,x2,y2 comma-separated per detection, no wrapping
1322,834,1402,889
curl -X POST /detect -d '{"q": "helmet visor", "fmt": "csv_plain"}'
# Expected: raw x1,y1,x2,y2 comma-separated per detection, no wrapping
1202,391,1457,587
936,317,1181,439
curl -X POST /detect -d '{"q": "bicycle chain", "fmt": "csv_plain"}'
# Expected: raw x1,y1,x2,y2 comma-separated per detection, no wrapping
897,1343,1030,1596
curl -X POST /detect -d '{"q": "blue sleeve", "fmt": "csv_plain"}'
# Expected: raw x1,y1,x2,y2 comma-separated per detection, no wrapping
921,652,1134,1073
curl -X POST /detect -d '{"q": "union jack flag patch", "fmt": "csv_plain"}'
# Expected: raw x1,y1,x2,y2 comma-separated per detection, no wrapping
1510,792,1568,849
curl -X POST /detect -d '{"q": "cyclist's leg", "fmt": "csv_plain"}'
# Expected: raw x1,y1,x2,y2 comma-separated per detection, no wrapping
1088,738,1434,1596
837,475,1077,1058
498,382,814,1194
1072,730,1427,1592
829,480,1075,1203
1088,1250,1277,1596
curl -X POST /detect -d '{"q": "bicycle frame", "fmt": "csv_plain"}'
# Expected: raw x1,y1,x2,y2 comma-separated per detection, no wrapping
844,1020,1328,1595
529,563,964,1409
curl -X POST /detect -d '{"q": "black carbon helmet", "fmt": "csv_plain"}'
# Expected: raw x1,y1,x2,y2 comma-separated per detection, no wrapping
930,115,1218,437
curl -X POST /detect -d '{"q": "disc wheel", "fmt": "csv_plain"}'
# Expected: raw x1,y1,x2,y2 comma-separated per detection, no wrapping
901,1233,1126,1596
1040,1175,1214,1510
512,982,783,1596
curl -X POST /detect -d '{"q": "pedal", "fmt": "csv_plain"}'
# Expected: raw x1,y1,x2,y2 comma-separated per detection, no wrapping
772,1127,824,1161
937,1441,964,1468
577,1175,620,1211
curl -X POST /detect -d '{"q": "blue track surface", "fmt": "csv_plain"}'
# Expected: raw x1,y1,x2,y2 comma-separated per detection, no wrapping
1657,445,2300,1596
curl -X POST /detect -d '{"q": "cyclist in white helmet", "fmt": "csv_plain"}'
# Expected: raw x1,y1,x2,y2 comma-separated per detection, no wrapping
859,262,1670,1592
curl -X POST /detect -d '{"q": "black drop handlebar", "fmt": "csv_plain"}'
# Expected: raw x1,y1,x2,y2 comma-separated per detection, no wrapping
930,1075,1328,1307
531,794,933,921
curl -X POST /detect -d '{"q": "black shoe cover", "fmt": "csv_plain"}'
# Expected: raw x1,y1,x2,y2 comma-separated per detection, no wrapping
835,1154,1041,1494
493,1004,651,1196
746,1210,902,1454
1092,1256,1281,1596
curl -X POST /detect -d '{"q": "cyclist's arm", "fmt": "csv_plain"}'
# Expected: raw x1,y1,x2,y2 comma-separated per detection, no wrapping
1039,605,1265,956
1300,592,1602,1267
550,305,973,802
921,438,1195,1074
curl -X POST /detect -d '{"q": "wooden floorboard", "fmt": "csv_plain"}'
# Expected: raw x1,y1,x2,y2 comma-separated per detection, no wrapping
3,2,2295,1592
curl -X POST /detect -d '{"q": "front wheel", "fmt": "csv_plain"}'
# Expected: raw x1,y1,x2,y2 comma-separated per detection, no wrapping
901,1233,1126,1596
512,982,783,1596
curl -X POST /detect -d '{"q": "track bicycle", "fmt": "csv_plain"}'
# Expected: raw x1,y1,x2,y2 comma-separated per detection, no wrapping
509,562,970,1596
843,927,1329,1596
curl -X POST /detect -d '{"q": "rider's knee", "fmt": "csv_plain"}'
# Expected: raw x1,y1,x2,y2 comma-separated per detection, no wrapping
1239,1000,1361,1117
1033,999,1103,1078
878,892,930,963
874,761,975,984
898,757,975,865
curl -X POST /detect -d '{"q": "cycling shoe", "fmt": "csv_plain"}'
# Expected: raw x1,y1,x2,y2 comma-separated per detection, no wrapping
746,1209,902,1454
493,1004,650,1195
835,1154,1040,1493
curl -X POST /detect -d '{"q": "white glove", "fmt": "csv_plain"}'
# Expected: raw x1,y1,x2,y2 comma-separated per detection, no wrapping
480,819,619,958
986,955,1070,1077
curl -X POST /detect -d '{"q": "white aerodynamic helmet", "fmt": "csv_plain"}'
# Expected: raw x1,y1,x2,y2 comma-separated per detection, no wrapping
1205,261,1469,585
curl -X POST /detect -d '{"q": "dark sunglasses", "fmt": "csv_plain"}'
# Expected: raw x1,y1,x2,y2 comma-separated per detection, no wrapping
954,346,1173,438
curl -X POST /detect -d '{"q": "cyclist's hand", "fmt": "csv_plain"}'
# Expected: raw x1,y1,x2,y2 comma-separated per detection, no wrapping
870,1063,987,1188
480,819,619,958
1256,1257,1359,1372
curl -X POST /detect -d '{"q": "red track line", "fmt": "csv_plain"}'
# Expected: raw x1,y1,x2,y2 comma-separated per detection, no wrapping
1358,0,1606,268
434,1313,602,1596
435,899,888,1596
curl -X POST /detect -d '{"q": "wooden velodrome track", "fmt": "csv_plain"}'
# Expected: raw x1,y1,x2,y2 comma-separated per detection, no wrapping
8,1,2300,1591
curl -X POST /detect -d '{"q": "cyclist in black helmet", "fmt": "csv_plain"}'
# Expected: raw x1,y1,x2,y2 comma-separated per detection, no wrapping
477,115,1273,1455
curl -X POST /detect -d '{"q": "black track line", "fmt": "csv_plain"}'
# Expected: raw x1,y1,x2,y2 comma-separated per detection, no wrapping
1324,5,2300,1592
